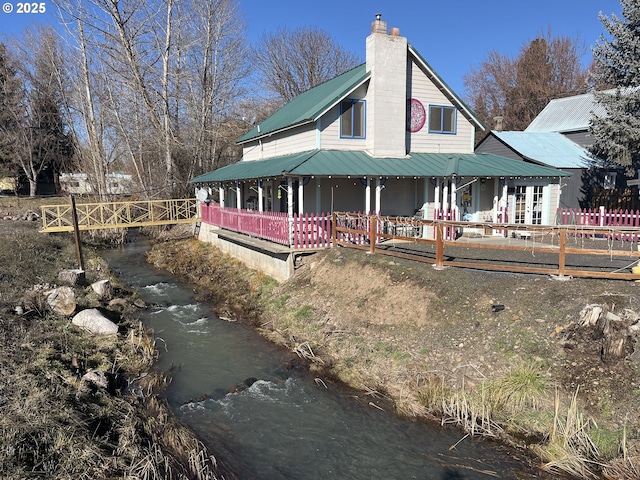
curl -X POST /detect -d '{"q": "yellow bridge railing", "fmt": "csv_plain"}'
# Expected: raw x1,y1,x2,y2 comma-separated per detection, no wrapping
40,198,200,233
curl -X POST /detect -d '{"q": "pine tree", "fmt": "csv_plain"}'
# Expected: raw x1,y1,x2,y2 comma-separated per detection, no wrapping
590,0,640,175
0,43,24,180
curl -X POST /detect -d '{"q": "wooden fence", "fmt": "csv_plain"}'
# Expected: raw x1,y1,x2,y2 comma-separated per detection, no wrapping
332,212,640,281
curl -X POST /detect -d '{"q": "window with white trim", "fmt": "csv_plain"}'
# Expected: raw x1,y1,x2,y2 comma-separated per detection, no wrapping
428,105,457,134
340,99,365,138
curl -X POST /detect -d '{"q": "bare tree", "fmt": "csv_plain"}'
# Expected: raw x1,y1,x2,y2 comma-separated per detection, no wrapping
253,26,361,104
2,27,74,197
53,0,249,198
464,29,589,135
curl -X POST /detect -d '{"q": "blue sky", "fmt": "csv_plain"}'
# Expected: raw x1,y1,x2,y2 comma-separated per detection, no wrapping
0,0,623,96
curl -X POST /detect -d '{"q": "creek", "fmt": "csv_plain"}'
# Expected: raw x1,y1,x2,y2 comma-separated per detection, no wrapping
102,238,557,480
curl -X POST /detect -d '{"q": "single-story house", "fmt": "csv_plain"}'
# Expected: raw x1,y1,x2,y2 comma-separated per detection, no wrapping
191,14,569,231
59,173,133,196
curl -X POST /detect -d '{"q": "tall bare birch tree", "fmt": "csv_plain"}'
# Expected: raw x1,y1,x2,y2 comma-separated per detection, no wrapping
53,0,249,197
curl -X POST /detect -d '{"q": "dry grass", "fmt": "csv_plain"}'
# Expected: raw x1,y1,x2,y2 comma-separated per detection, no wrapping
0,216,225,480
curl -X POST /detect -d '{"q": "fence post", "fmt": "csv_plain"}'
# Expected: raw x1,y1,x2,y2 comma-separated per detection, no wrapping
558,228,566,278
369,217,377,254
435,222,444,270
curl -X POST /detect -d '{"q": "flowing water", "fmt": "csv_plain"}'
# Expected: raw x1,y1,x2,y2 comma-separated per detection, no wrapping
102,239,556,480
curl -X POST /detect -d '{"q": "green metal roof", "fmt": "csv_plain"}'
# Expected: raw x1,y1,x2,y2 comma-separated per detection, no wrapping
190,150,570,184
236,65,370,144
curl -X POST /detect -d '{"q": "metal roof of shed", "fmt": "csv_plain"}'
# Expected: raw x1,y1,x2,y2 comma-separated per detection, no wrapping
525,91,608,133
492,131,592,168
190,150,570,184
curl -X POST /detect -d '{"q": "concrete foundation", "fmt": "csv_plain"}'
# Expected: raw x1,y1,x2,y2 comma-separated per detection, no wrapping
198,223,296,282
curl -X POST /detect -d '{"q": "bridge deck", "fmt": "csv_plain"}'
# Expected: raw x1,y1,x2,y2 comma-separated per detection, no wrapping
40,198,200,233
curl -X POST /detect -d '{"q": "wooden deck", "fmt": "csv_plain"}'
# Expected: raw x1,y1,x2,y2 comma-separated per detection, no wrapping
40,198,199,233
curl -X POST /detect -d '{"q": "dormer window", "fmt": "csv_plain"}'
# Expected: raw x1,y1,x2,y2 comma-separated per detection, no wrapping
428,105,457,134
340,99,366,138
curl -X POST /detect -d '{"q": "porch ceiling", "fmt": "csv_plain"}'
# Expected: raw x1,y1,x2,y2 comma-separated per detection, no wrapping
189,149,570,184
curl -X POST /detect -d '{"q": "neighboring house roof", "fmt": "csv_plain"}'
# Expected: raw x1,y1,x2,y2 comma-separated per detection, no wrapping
491,131,592,169
236,43,486,146
190,150,569,184
525,91,609,133
236,64,370,144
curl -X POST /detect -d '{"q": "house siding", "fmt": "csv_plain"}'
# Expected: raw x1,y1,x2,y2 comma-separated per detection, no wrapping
320,84,369,151
475,135,523,160
562,131,593,149
242,124,317,161
408,60,475,154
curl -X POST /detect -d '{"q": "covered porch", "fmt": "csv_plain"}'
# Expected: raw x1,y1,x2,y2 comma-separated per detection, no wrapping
191,149,570,238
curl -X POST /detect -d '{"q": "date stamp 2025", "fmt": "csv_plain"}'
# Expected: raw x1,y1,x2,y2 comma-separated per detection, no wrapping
2,2,47,14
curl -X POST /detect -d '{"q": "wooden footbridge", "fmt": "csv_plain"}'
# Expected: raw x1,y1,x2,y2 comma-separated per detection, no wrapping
40,198,200,233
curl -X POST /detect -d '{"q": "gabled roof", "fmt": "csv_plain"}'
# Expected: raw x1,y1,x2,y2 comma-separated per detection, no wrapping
408,44,485,131
525,91,609,133
236,64,370,144
235,42,487,145
190,150,569,184
491,131,592,169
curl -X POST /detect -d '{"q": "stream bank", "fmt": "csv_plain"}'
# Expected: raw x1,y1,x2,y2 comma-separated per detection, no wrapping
148,236,640,479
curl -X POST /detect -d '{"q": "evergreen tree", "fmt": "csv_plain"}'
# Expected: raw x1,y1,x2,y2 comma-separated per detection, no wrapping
0,43,24,181
590,0,640,175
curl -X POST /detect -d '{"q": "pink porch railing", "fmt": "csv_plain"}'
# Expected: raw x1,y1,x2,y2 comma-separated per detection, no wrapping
200,202,331,248
557,207,640,242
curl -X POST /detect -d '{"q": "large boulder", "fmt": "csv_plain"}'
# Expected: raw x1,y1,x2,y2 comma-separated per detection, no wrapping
72,308,118,335
46,286,77,316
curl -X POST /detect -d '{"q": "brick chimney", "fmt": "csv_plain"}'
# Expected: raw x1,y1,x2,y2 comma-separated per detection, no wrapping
366,14,408,158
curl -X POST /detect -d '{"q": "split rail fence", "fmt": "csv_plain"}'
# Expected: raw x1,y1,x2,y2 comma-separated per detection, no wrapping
332,211,640,281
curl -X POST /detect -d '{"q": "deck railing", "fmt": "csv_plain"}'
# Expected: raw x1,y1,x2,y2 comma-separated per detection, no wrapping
200,202,331,249
332,211,640,281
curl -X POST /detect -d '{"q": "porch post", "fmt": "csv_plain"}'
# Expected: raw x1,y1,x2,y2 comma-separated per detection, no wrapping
298,176,304,214
287,177,294,218
434,178,441,212
492,179,499,222
236,182,241,209
451,179,458,219
365,178,371,214
375,178,382,214
258,180,264,212
442,181,449,211
315,178,322,212
219,184,225,208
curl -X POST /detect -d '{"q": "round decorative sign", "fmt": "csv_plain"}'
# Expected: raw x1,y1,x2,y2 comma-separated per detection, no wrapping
407,98,426,133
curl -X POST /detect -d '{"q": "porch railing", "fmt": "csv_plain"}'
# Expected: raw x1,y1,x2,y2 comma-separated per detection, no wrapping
200,202,331,248
557,207,640,242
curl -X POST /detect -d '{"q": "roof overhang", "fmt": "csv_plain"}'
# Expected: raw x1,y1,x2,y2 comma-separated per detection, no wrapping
190,150,570,185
